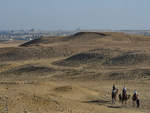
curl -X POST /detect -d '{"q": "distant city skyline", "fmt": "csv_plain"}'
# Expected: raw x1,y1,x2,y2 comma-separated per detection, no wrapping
0,0,150,30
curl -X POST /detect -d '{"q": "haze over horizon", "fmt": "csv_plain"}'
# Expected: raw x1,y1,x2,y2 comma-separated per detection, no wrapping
0,0,150,30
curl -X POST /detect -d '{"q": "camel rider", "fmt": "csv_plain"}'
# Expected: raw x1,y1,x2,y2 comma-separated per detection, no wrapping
134,90,137,96
112,84,116,93
132,90,140,108
133,90,138,100
122,87,127,96
113,84,116,90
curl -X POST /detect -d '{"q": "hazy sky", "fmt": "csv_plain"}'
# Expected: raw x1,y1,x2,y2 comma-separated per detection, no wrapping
0,0,150,30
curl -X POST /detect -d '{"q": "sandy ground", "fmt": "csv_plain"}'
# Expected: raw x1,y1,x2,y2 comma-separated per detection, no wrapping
0,40,26,48
0,33,150,113
0,79,148,113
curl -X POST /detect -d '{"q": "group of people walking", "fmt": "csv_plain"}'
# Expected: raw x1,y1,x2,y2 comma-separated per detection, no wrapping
112,84,140,108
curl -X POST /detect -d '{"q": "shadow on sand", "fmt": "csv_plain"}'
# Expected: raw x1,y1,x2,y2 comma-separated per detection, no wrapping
107,105,122,109
83,99,122,109
83,99,111,105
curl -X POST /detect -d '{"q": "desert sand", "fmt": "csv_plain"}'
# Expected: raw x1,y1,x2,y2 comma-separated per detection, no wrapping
0,32,150,113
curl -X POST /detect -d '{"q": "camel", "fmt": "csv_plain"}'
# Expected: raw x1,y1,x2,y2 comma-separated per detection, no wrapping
118,93,131,104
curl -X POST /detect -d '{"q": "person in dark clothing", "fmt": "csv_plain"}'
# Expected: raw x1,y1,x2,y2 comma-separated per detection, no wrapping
111,84,118,104
132,90,140,108
136,99,140,108
112,84,116,91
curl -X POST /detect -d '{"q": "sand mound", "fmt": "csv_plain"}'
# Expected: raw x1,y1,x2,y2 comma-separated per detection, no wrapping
20,36,62,47
53,48,124,67
3,32,149,63
0,47,71,62
108,68,150,80
74,32,107,37
53,52,105,67
62,32,107,41
54,86,72,92
53,47,150,68
66,53,104,61
1,64,55,77
104,52,150,66
20,32,108,47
